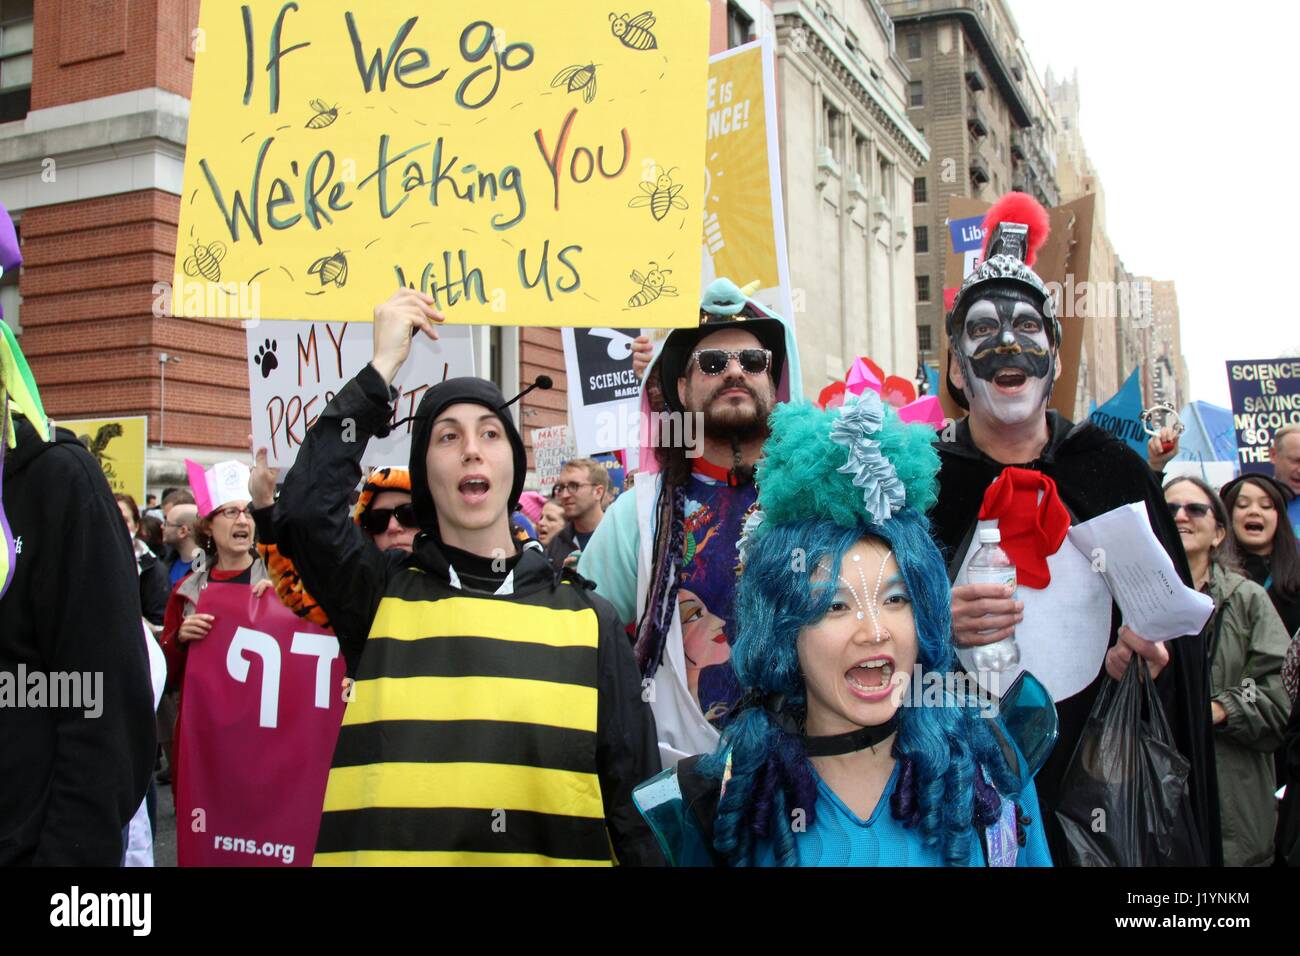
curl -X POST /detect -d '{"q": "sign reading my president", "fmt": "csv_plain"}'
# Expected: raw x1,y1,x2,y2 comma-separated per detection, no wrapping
175,2,709,327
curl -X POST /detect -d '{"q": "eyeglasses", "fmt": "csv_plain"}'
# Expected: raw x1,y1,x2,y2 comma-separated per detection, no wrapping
359,503,419,535
1167,501,1212,519
554,481,595,496
690,348,772,376
214,505,254,520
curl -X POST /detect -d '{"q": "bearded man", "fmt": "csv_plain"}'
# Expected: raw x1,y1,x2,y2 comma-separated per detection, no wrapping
579,278,802,767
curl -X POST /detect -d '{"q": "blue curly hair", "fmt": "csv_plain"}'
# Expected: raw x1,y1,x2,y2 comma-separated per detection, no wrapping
700,399,1020,866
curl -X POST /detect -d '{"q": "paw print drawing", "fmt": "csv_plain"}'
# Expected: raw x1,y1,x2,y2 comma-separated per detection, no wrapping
254,339,279,378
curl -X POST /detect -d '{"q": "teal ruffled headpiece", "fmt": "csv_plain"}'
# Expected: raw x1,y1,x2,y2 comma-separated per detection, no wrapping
751,391,939,539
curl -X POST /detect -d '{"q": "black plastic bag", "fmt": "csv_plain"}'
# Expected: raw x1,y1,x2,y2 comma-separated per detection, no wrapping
1054,656,1204,866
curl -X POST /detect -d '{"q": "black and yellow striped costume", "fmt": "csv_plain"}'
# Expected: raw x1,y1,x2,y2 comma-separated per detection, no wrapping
274,365,661,867
316,580,616,865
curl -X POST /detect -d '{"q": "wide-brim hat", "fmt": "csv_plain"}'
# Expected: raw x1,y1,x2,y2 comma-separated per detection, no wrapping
657,278,788,415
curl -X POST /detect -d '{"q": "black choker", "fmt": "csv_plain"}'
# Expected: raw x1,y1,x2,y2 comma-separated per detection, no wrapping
803,713,900,757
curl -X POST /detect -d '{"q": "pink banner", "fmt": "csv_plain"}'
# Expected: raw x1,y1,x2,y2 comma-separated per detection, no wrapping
175,582,345,867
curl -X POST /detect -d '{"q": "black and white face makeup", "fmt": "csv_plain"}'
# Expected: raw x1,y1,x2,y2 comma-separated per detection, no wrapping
956,292,1053,426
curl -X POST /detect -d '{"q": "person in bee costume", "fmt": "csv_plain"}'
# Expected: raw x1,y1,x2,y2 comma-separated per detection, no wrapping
929,192,1218,864
271,288,659,866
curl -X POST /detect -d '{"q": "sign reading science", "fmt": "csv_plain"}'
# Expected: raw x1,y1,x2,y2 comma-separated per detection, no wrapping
175,2,709,328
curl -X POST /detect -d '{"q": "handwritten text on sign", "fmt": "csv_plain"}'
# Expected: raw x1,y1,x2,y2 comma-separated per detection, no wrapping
175,2,708,327
246,318,475,468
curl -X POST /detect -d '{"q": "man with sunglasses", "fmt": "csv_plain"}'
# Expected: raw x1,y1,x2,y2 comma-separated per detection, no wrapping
928,193,1217,864
579,277,803,768
544,458,611,571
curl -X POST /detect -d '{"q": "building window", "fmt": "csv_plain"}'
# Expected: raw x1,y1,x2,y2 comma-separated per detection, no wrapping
906,32,922,60
918,325,932,353
908,80,924,108
823,102,844,164
916,275,931,303
726,2,754,49
913,176,927,203
0,0,33,124
915,225,929,254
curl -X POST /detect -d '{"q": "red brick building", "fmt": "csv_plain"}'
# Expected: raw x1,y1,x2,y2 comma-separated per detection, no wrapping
0,1,760,490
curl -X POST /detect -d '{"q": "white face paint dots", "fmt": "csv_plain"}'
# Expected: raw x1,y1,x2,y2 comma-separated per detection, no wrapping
838,549,893,644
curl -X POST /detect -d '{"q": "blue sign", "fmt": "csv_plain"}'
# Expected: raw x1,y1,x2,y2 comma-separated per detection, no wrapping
948,215,986,253
1089,367,1147,457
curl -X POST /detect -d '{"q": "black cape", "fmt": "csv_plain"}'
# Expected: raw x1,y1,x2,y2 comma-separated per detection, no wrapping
0,417,155,864
929,412,1219,865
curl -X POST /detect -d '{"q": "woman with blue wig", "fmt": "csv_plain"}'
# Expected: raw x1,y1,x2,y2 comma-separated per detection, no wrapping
633,392,1055,866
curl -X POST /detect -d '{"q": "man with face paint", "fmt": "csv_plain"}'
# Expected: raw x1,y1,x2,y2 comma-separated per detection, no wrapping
927,193,1218,865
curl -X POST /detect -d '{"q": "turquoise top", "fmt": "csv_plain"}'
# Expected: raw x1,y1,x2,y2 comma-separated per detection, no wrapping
750,762,1053,867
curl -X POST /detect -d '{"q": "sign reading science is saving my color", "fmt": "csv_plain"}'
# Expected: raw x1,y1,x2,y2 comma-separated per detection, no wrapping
174,2,709,328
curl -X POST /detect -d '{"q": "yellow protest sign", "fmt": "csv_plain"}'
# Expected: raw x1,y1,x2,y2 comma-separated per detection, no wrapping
175,1,709,327
58,416,148,504
702,38,791,317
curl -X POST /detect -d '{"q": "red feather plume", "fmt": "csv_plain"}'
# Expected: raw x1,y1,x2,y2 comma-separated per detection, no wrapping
980,192,1051,267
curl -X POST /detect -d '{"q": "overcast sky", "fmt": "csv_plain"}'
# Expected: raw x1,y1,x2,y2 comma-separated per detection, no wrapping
1010,0,1299,409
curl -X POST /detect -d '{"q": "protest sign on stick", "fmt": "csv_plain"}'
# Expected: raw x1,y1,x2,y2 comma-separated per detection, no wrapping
532,424,578,490
57,416,148,503
246,319,475,468
174,1,708,328
1226,358,1300,474
561,327,641,456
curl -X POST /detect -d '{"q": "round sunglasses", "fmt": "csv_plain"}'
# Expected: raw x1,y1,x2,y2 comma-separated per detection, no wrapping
360,503,418,535
689,348,772,376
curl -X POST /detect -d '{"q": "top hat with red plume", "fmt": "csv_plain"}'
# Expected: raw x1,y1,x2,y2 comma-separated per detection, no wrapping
944,192,1061,410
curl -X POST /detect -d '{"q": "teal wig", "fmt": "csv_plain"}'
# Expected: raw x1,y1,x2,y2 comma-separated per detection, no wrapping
701,398,1020,866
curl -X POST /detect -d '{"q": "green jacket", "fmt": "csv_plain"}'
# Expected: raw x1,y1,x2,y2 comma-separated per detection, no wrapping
1207,565,1293,867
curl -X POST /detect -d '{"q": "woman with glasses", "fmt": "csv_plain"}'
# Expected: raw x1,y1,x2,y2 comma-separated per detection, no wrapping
1164,476,1292,866
156,461,267,800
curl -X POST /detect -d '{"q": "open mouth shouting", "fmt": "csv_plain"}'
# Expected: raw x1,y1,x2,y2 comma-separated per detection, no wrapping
230,527,251,543
458,474,491,505
846,656,896,702
992,367,1029,394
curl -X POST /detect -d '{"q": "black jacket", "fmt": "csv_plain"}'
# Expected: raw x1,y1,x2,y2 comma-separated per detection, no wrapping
930,413,1219,865
544,521,583,571
272,364,662,865
137,547,169,628
1240,551,1300,639
0,417,155,865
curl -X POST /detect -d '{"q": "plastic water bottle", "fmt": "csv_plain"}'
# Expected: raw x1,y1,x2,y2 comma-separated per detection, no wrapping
966,527,1021,672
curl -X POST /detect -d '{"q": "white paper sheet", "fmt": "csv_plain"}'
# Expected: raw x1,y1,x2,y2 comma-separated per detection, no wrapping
1065,502,1214,643
955,519,1113,702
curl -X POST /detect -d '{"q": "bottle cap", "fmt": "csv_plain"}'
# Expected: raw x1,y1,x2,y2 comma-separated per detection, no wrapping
978,527,1001,544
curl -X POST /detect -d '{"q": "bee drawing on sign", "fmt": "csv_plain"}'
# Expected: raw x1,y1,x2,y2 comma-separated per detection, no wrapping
308,249,349,288
552,63,599,104
627,263,676,308
183,239,226,283
609,11,659,51
629,167,688,221
306,98,339,129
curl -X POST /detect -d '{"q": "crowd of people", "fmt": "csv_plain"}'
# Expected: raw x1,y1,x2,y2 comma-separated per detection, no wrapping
3,191,1299,868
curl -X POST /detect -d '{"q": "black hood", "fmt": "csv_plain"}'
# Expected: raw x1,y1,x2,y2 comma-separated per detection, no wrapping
407,377,527,531
6,416,83,476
